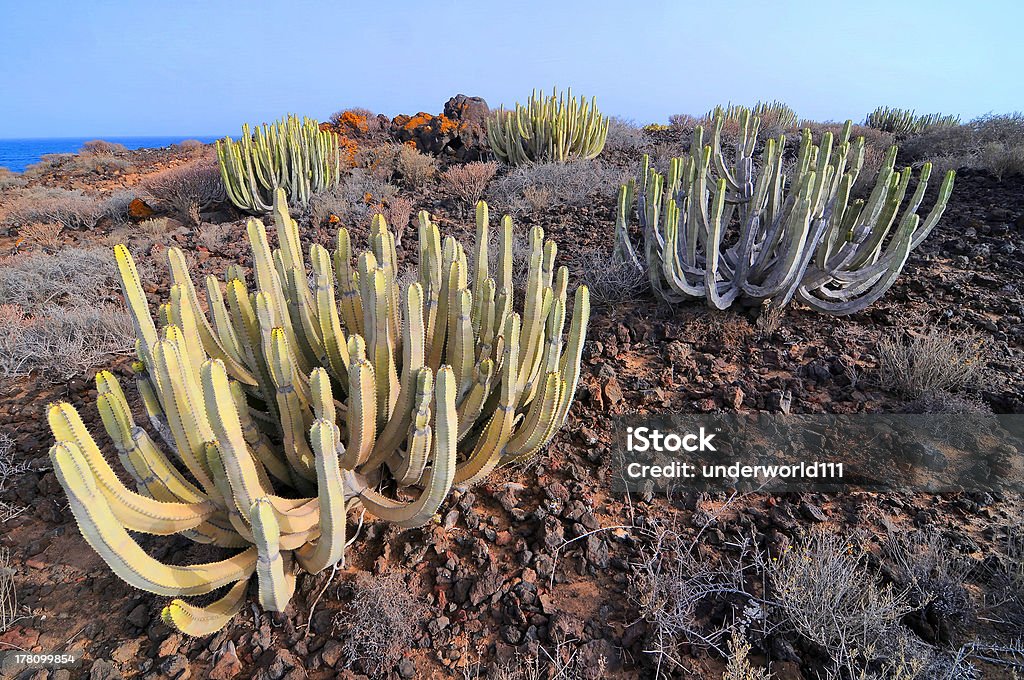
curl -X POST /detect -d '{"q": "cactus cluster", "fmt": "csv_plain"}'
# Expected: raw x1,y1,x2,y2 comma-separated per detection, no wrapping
48,190,589,635
487,88,609,165
865,106,961,136
705,101,798,131
613,109,955,315
216,114,341,214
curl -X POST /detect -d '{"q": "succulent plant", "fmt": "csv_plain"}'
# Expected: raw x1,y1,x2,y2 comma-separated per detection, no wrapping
48,191,590,635
216,114,341,213
486,88,609,165
613,109,955,315
704,101,798,131
865,107,961,136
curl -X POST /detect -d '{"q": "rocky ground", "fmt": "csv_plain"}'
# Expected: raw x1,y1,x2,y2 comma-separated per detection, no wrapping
0,123,1022,679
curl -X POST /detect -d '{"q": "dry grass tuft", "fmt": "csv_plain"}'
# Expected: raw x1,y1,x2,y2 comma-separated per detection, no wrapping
0,305,134,380
18,222,64,251
334,572,426,676
0,547,15,633
877,325,988,398
579,249,648,306
0,248,123,311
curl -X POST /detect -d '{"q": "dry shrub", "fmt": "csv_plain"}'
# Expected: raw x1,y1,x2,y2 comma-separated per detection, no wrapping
0,547,14,632
885,532,973,639
370,196,413,245
440,161,498,206
488,638,607,680
765,531,916,675
22,153,75,177
175,139,205,150
0,303,133,380
669,113,700,131
396,144,438,188
630,519,755,672
901,113,1024,179
989,523,1024,632
80,139,127,154
722,630,770,680
334,572,426,676
3,187,107,229
579,249,648,306
142,160,225,224
877,325,988,398
197,222,233,254
0,431,26,524
0,168,26,190
0,247,123,311
0,305,28,377
18,222,63,251
356,143,402,182
75,154,132,175
522,185,552,211
309,170,400,230
604,116,649,152
488,160,628,213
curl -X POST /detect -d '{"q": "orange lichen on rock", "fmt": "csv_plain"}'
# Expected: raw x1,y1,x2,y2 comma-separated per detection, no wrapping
128,198,155,220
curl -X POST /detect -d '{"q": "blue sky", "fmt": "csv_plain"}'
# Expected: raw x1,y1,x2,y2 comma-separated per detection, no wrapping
1,0,1021,138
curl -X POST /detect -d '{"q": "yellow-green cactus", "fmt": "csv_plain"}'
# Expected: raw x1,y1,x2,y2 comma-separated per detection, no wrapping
216,114,341,213
614,109,955,315
487,87,609,165
48,190,589,635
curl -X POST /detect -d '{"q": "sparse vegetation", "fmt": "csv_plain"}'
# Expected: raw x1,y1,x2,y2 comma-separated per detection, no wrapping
603,117,649,152
396,143,438,187
901,113,1024,179
488,160,627,213
579,248,648,306
877,324,989,398
80,139,128,154
0,547,15,633
440,160,498,207
334,572,426,677
0,247,123,310
309,169,401,228
0,304,134,380
142,159,225,224
765,531,917,677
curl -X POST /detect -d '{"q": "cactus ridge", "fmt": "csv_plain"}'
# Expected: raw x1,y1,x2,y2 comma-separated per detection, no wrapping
613,109,955,315
48,191,589,635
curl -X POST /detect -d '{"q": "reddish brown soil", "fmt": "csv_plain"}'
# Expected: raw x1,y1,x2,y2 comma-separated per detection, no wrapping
0,139,1022,680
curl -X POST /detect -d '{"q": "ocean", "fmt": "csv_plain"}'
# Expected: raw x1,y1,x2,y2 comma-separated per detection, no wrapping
0,136,223,173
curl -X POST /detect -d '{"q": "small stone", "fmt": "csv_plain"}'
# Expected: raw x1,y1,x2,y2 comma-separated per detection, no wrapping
89,659,123,680
320,640,344,669
209,641,242,679
159,654,190,680
397,657,417,679
603,376,624,406
127,603,149,628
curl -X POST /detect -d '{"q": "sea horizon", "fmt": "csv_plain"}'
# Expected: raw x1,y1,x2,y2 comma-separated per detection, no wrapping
0,135,224,173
